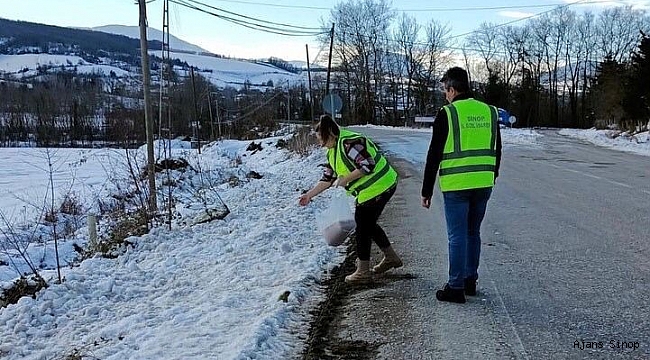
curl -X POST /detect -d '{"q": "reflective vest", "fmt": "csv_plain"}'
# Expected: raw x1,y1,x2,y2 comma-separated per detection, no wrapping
327,128,398,204
439,98,498,192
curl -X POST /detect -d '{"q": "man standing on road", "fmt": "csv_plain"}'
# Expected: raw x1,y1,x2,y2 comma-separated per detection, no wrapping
421,67,502,304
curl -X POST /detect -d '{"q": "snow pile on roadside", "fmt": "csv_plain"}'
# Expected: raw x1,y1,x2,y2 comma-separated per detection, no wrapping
0,137,345,359
560,128,650,156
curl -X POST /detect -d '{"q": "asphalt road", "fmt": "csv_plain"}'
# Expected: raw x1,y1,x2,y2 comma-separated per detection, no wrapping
329,128,650,360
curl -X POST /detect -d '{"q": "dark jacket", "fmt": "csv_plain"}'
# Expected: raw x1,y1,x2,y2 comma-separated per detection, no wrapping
421,93,502,198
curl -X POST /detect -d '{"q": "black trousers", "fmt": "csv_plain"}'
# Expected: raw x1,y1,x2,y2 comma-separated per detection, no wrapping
354,185,396,261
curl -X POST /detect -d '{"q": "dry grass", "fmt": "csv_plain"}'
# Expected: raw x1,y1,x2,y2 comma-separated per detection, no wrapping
286,126,318,156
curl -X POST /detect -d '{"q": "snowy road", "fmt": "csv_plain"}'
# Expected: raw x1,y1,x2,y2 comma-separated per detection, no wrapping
330,127,650,359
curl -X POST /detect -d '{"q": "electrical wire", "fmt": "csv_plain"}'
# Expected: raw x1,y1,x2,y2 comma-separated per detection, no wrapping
179,0,621,12
334,0,597,53
335,30,511,56
228,91,283,123
182,0,322,30
449,0,590,39
168,0,327,36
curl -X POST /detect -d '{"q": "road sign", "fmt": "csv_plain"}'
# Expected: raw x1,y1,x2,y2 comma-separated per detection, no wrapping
509,116,517,124
415,116,436,123
322,94,343,114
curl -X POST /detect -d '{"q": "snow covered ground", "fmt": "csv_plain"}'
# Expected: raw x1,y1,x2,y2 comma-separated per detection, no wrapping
559,128,650,156
0,134,344,359
150,51,305,89
0,54,130,78
0,51,303,90
0,126,648,359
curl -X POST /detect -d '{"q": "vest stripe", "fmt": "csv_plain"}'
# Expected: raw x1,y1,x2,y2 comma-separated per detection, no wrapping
439,164,496,176
337,141,356,172
442,149,497,160
350,161,391,195
448,104,462,154
336,135,383,172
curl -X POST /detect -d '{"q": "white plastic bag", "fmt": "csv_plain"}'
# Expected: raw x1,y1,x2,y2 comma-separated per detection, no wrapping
316,190,356,246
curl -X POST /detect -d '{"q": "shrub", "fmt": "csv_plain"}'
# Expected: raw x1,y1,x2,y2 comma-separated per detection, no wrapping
287,126,317,156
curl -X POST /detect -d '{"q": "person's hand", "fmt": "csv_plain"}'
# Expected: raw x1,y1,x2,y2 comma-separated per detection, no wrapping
299,194,311,206
421,196,431,209
333,176,348,188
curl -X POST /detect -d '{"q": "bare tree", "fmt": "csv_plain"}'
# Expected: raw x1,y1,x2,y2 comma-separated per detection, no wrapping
497,26,526,89
394,13,420,122
466,22,500,78
576,11,598,127
327,0,395,123
415,19,453,115
596,6,648,63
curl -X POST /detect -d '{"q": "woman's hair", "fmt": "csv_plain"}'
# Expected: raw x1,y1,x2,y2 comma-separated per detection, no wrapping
315,114,340,143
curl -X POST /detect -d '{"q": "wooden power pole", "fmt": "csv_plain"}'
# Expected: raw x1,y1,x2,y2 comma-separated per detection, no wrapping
138,0,157,214
326,23,335,95
306,44,314,122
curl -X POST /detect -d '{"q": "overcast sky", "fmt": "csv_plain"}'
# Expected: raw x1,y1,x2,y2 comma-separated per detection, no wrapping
2,0,649,61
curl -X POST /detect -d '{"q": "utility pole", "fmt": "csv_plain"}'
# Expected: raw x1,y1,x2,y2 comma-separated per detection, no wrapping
287,80,291,122
207,91,214,140
214,93,222,138
138,0,157,214
306,44,313,122
326,23,335,95
190,66,201,154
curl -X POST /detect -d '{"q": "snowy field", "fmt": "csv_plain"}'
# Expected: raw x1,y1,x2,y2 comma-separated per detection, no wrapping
0,54,130,78
150,51,305,88
0,52,303,90
0,126,648,359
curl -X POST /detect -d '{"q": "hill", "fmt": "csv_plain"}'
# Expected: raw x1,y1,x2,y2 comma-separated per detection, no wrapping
90,25,207,54
0,18,305,90
0,18,161,60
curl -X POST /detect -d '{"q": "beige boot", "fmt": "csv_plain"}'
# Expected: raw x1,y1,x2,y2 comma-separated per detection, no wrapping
372,246,403,274
345,259,372,284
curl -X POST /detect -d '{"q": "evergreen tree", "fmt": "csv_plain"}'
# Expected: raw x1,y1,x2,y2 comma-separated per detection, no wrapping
623,32,650,126
590,56,628,128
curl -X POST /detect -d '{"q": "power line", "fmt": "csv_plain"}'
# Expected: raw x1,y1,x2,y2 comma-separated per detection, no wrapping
336,30,511,56
180,0,621,12
400,0,618,12
449,0,592,39
182,0,321,30
169,0,326,36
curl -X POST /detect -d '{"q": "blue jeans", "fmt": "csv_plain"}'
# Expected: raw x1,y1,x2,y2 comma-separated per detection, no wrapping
442,187,493,289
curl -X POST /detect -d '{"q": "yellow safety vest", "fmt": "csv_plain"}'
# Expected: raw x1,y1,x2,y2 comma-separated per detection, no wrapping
439,98,498,192
327,128,398,204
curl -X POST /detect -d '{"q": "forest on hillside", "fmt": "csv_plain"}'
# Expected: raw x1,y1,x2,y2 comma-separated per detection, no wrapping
0,18,162,66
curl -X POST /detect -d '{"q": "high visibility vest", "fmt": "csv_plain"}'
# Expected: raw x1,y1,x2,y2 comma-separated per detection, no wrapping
439,98,498,192
327,128,398,204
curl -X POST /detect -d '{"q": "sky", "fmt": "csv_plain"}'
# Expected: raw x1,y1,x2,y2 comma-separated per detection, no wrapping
1,125,649,358
1,0,650,61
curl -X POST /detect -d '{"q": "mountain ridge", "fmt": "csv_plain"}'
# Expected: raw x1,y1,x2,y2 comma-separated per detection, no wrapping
88,25,208,54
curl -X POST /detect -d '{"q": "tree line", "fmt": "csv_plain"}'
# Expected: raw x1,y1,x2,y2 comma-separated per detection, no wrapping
323,0,650,131
0,64,318,146
0,18,162,67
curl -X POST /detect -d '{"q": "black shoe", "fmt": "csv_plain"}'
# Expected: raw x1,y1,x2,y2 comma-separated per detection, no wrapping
436,284,466,303
464,278,477,296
